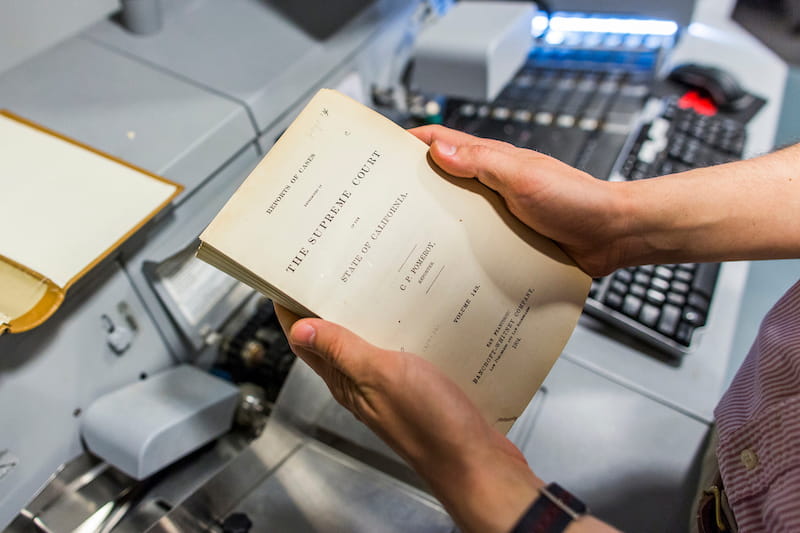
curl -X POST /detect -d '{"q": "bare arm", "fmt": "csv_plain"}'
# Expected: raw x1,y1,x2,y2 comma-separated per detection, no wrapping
620,144,800,266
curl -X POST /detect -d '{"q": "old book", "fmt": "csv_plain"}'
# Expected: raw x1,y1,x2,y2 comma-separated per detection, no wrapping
0,111,182,334
198,89,590,431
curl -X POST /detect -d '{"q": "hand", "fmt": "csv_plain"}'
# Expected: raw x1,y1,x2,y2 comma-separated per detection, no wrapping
273,305,542,533
410,126,800,269
409,125,632,276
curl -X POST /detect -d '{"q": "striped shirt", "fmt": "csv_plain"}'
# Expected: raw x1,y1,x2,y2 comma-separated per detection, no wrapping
714,279,800,532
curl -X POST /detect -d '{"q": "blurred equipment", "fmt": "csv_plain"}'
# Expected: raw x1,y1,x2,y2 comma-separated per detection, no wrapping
412,1,536,101
668,62,753,110
426,9,760,357
0,0,787,531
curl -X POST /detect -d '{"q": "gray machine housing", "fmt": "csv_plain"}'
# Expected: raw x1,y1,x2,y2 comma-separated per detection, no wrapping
81,365,239,480
0,0,793,531
412,1,536,101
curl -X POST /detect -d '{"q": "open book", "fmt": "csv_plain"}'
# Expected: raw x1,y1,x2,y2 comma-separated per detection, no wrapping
0,112,182,334
198,89,590,431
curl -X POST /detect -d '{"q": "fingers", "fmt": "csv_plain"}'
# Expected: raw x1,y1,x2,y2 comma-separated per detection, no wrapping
409,125,544,196
288,318,379,383
287,318,391,419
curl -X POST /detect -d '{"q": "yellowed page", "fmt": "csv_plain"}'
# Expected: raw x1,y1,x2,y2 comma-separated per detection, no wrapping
0,114,179,288
200,89,590,431
0,260,47,324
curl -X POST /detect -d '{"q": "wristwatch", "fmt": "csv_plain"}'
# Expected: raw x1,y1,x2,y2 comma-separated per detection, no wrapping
511,482,589,533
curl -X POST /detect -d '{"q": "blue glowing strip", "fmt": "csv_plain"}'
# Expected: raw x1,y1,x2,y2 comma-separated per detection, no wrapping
532,12,679,37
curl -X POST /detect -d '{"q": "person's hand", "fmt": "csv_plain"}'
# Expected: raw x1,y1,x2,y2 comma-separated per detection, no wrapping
409,125,634,277
273,305,542,533
410,126,800,270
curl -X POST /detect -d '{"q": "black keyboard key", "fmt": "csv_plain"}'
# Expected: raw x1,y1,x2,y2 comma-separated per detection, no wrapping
654,266,674,280
476,119,522,144
692,263,720,298
614,269,633,284
611,280,628,294
623,294,643,317
578,132,628,180
683,307,705,327
646,289,666,305
657,304,682,337
639,303,660,327
671,280,690,294
675,321,694,346
666,292,686,307
605,291,624,310
523,126,588,165
560,87,591,117
581,91,612,121
630,283,647,298
650,277,670,293
688,292,710,314
522,125,553,151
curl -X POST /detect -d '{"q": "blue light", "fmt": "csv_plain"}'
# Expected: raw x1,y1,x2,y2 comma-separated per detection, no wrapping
545,14,678,37
544,30,565,45
531,12,549,37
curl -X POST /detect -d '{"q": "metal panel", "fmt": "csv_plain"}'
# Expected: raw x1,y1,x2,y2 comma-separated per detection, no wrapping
508,358,709,532
227,441,453,533
85,0,417,133
0,0,118,74
0,263,172,531
0,37,255,201
120,144,261,359
565,261,748,422
546,0,696,27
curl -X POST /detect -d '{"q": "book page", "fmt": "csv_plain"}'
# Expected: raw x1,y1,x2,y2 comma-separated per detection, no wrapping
0,259,47,324
0,113,180,288
200,90,590,431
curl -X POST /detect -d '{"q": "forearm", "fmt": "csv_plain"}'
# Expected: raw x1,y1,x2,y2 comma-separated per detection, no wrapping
420,447,541,533
615,144,800,267
414,443,619,533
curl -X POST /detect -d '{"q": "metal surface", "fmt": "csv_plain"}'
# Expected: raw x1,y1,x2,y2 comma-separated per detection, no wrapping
226,441,453,533
564,0,788,422
5,432,254,533
86,0,418,133
0,37,254,201
0,0,118,74
121,144,261,361
146,416,307,531
0,263,171,530
120,0,163,35
145,412,453,533
566,261,749,422
509,358,709,532
545,0,696,27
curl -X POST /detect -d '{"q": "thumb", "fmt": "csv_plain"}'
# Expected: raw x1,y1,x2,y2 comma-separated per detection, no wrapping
410,125,539,197
288,318,379,382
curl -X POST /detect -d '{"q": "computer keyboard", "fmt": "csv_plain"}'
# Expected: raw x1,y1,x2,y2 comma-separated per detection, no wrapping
435,52,747,357
618,97,746,181
582,96,745,355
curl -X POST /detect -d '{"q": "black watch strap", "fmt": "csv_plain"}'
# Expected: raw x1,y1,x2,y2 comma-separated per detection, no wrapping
510,482,588,533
